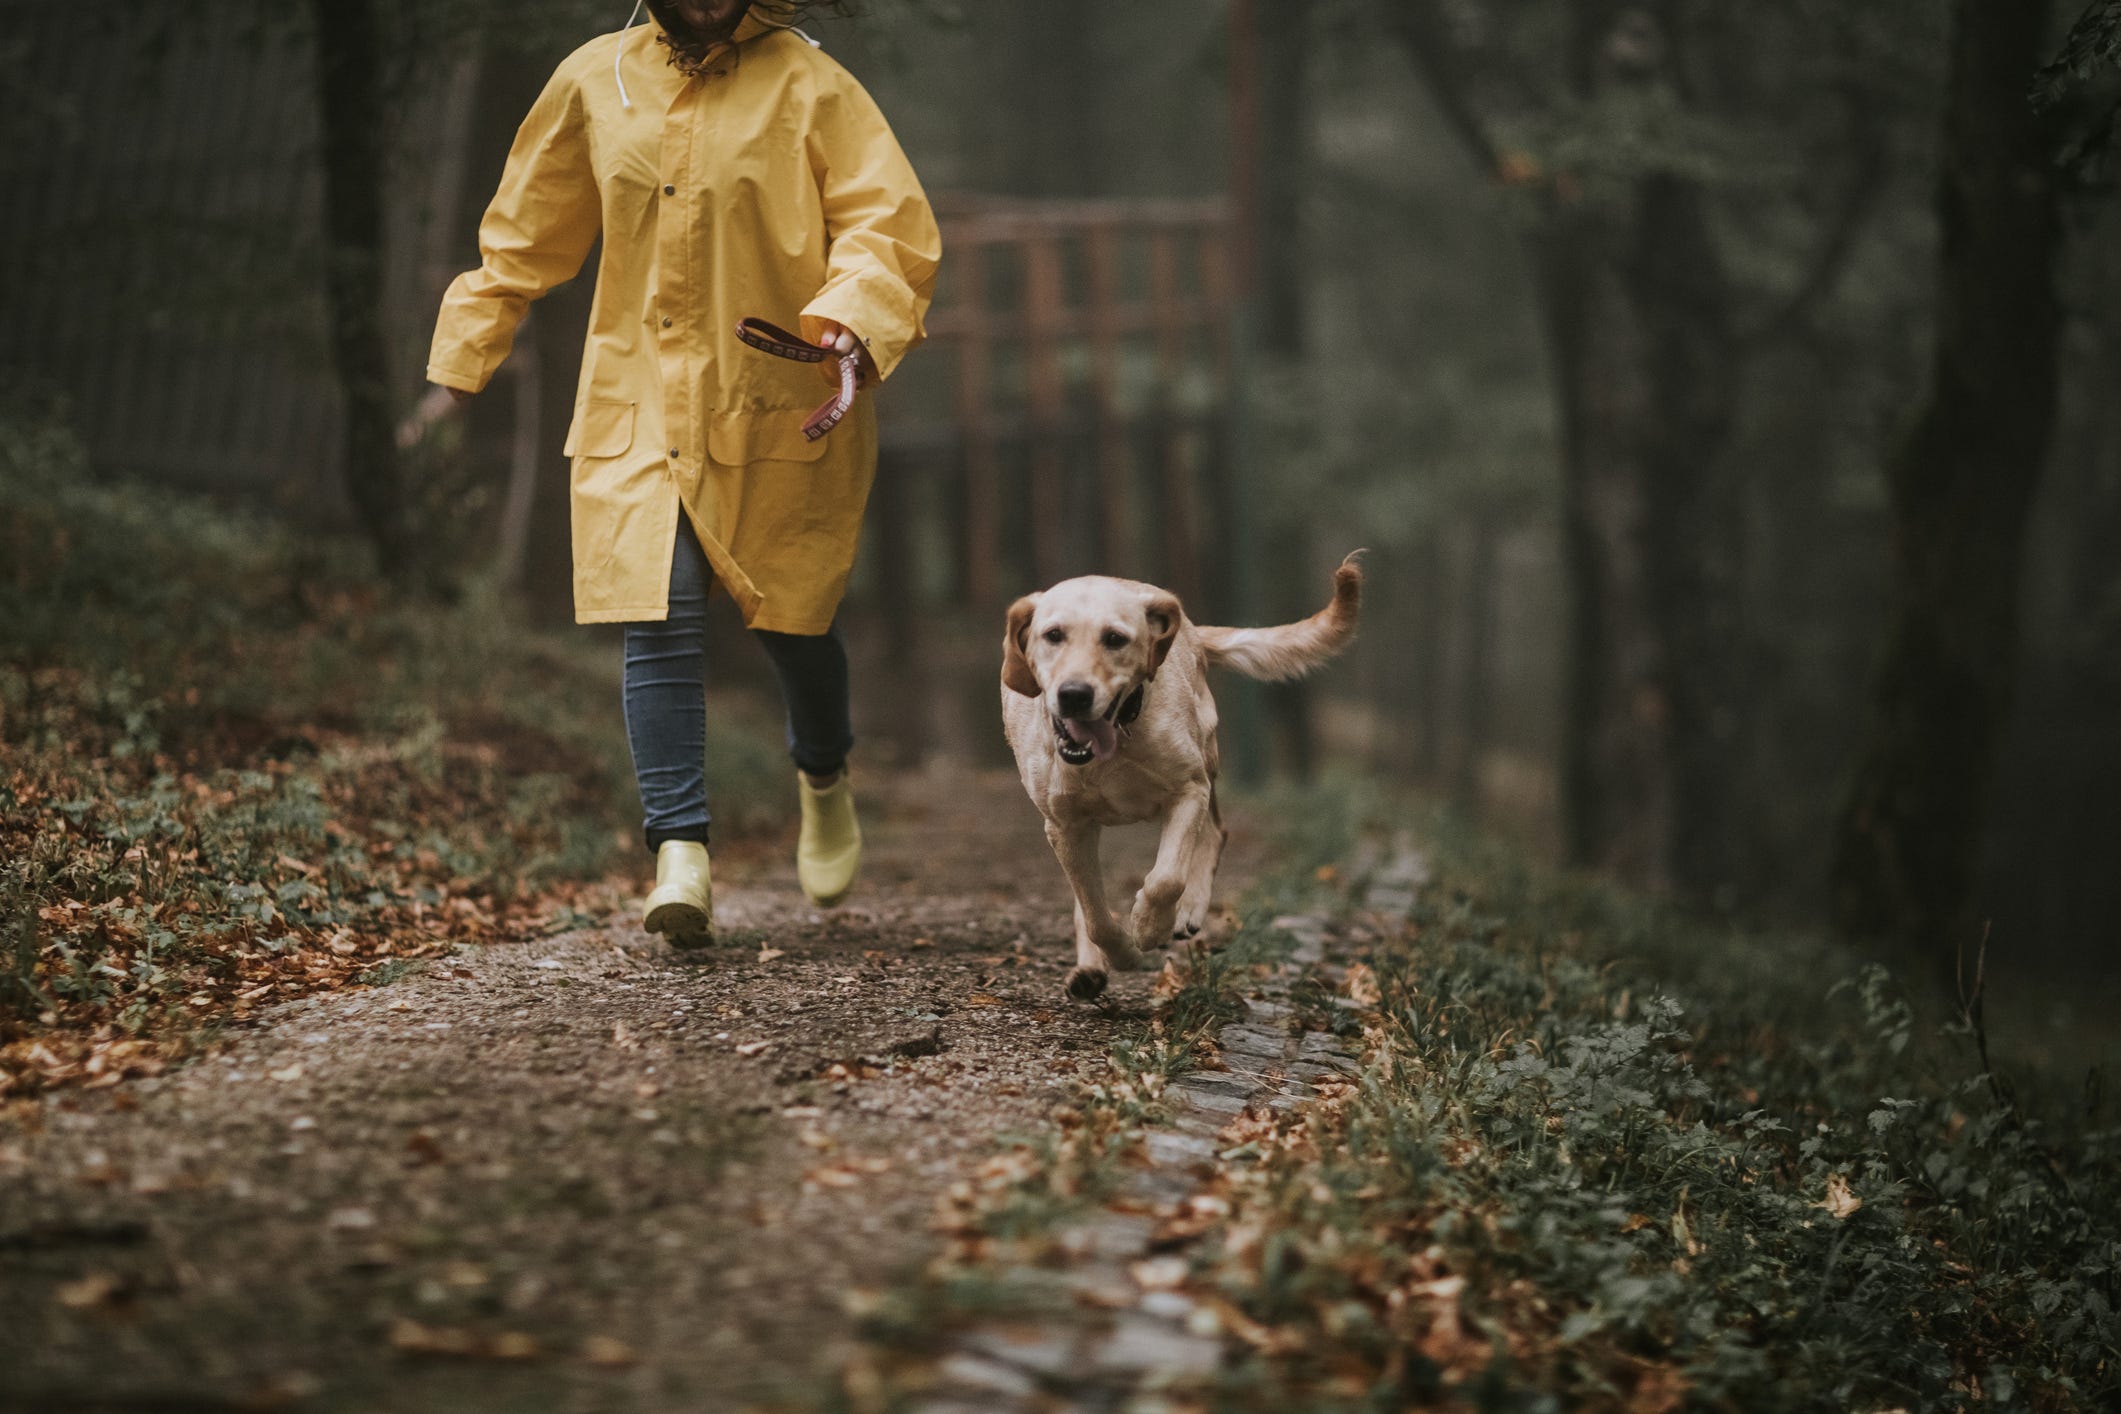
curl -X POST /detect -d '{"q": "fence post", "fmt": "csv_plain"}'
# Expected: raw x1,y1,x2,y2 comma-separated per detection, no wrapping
1147,226,1200,605
952,232,1000,606
1085,219,1133,573
1024,231,1069,585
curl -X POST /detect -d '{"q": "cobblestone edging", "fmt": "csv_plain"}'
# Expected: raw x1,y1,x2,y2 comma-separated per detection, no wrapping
915,842,1429,1412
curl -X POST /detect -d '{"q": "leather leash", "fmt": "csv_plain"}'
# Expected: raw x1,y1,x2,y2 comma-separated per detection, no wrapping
734,317,861,442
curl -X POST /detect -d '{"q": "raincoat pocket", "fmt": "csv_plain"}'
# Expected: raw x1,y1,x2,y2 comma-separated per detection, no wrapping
706,410,831,468
564,399,637,459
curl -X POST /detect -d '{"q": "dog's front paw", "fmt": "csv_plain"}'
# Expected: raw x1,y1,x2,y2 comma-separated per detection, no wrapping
1171,895,1209,942
1128,893,1180,956
1064,966,1109,1002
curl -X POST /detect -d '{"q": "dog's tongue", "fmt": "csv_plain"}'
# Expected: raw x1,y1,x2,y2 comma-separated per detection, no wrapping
1060,716,1119,761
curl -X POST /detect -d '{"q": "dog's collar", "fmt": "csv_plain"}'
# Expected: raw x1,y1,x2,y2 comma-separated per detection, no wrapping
1106,683,1146,728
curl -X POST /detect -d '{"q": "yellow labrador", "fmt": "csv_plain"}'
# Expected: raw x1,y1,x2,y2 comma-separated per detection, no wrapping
1001,555,1364,999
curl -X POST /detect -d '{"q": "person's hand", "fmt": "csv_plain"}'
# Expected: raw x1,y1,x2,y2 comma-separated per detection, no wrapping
813,320,875,382
445,385,474,404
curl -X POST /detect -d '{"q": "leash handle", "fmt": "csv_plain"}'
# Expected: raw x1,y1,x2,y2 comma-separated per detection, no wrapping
735,317,861,441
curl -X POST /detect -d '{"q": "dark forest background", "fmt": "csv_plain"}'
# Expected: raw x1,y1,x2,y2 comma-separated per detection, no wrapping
5,0,2121,1008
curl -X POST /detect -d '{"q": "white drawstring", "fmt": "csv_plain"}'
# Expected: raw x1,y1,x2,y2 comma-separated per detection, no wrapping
615,0,644,108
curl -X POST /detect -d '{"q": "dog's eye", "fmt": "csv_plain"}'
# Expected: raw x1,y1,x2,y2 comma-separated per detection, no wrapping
1043,628,1066,644
1102,631,1130,650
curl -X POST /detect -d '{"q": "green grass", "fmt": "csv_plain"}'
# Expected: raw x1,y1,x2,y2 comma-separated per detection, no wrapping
1190,787,2121,1411
0,391,791,1094
884,776,2120,1411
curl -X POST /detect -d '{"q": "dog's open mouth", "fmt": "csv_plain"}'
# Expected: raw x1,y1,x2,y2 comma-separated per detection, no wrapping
1052,714,1117,766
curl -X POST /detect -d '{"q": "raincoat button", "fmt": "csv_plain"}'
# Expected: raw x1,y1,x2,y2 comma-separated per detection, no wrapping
663,184,675,196
668,447,681,459
662,317,673,328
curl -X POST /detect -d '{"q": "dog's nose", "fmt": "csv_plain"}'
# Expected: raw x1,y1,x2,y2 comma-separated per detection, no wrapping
1055,681,1095,716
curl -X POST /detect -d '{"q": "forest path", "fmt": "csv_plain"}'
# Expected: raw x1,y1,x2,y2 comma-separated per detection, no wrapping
0,766,1261,1413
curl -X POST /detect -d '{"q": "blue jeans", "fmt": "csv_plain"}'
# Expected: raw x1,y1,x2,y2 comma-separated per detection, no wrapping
623,516,852,852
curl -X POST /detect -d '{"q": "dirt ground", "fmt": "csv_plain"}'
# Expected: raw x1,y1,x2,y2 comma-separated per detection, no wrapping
0,766,1264,1414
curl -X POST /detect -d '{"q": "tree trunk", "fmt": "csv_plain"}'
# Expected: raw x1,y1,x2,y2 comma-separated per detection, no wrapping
1630,173,1744,901
1538,196,1741,887
1542,6,1743,892
1543,213,1677,886
1831,0,2061,962
311,0,407,578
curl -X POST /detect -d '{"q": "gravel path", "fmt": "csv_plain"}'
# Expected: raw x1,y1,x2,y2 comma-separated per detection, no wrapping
0,766,1261,1413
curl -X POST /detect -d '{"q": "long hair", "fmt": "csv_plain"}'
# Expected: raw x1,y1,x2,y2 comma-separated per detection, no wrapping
646,1,857,75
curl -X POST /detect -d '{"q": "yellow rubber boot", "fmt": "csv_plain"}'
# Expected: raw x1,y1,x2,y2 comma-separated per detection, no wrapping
797,771,862,906
643,840,713,948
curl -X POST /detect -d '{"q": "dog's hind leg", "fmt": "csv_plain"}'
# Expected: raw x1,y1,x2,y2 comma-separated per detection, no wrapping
1045,818,1140,1001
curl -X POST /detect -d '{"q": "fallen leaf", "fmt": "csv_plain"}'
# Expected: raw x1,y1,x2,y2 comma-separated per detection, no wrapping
735,1040,772,1057
757,947,786,964
389,1318,476,1356
55,1273,127,1310
965,993,1002,1008
1815,1173,1863,1220
328,1207,377,1231
1130,1255,1190,1290
1344,962,1381,1008
268,1064,304,1082
909,937,935,949
582,1335,637,1368
489,1331,540,1361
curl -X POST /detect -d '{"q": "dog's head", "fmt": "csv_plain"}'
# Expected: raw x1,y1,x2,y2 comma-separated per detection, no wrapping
1003,579,1183,766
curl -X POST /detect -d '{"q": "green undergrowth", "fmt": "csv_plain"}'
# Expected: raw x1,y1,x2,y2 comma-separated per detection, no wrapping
0,393,789,1093
1208,783,2119,1410
870,775,2120,1411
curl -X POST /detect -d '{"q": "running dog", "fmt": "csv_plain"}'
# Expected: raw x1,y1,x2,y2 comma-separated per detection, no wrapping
1001,555,1364,1000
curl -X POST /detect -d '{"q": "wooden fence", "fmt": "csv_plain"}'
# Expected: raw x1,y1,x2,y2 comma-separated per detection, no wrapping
873,196,1239,613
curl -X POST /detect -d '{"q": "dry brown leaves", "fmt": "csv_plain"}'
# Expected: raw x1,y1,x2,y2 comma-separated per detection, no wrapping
1,731,630,1100
1815,1173,1864,1220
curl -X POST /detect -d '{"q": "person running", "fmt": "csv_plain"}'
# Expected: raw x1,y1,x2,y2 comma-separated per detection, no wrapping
427,0,939,945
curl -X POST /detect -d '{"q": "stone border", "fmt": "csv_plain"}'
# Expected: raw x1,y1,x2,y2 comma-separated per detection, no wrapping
911,842,1427,1411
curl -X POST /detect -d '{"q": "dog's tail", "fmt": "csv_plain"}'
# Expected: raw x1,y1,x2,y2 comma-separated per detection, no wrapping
1195,552,1364,682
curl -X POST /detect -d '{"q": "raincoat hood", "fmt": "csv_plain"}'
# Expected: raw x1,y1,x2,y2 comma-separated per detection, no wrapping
644,1,786,52
618,0,803,107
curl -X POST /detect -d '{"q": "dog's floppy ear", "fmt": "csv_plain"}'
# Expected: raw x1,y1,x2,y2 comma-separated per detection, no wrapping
1144,592,1183,678
1001,594,1042,698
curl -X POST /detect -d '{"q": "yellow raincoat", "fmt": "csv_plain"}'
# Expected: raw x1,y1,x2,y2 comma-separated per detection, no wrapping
427,8,940,631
